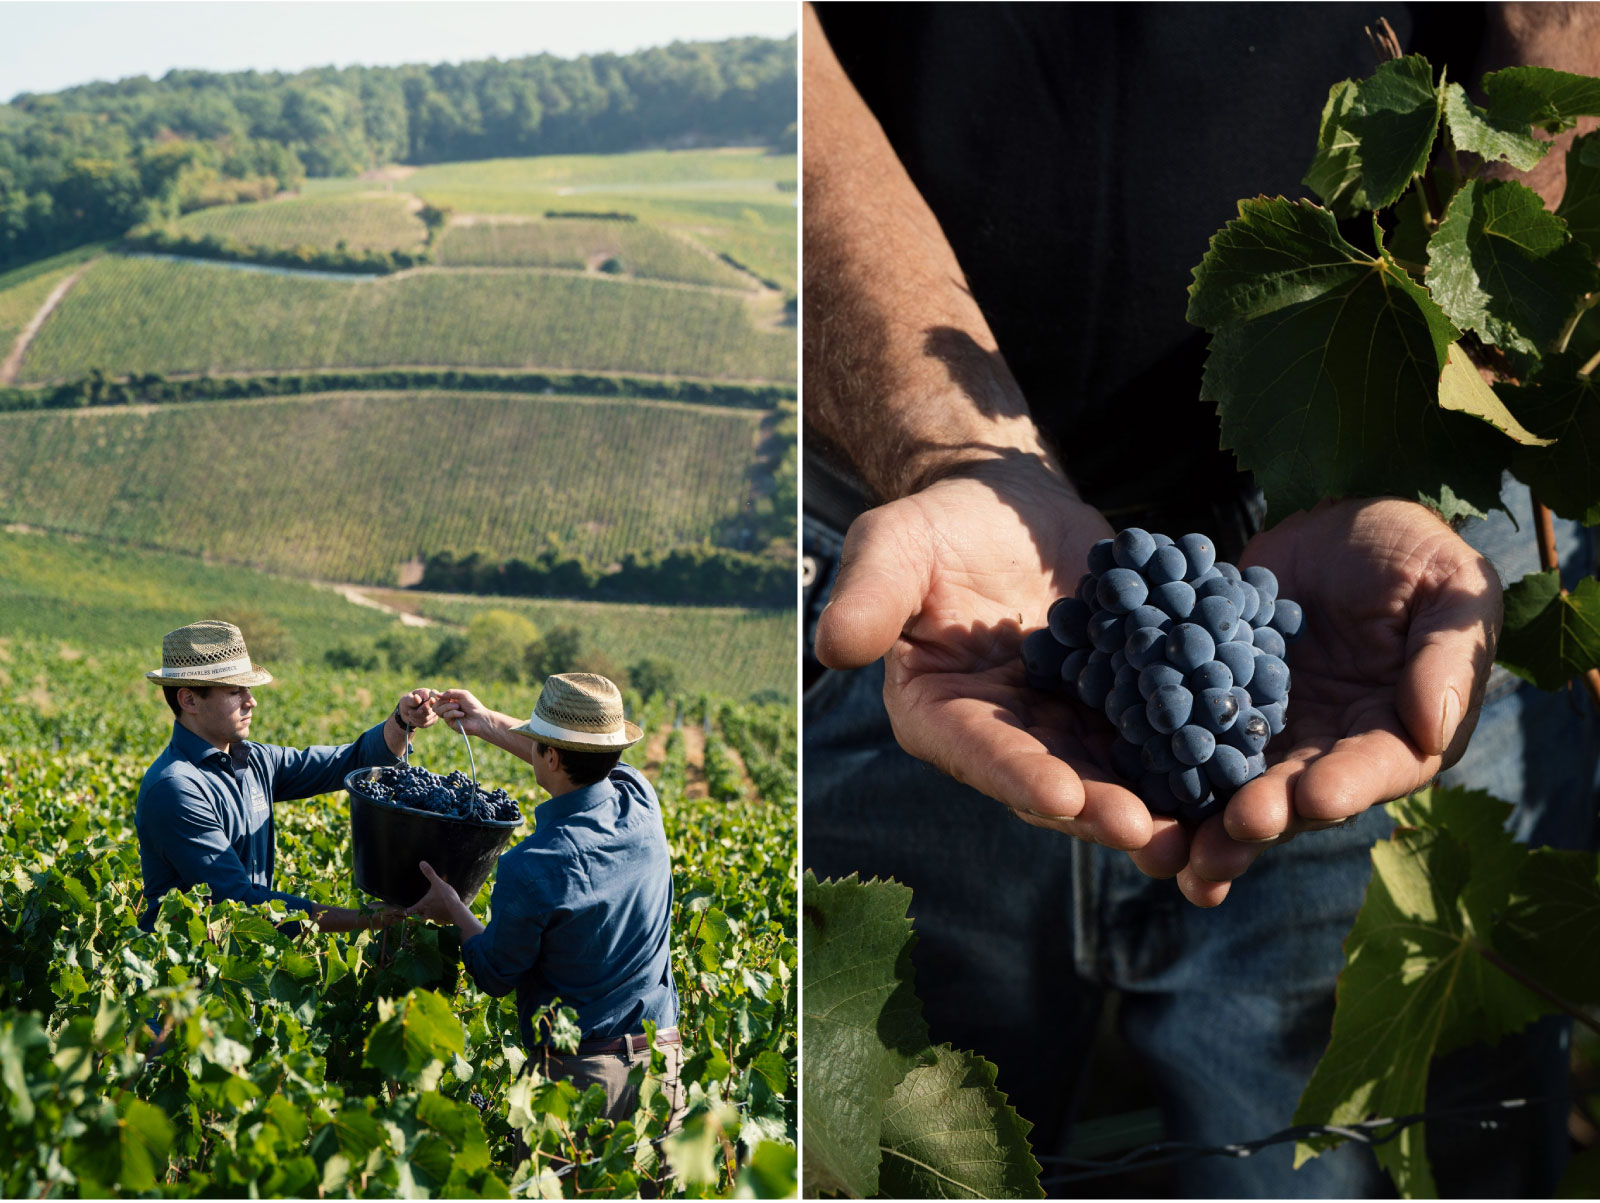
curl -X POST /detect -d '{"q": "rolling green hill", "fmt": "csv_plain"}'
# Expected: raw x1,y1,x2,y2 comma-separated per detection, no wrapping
175,193,429,254
0,391,765,584
0,146,796,700
434,218,748,287
0,529,794,702
17,254,793,383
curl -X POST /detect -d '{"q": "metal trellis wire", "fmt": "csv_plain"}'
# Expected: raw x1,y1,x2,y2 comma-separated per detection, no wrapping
1036,1096,1541,1188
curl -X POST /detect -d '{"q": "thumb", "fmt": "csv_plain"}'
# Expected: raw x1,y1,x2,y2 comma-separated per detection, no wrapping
418,860,441,884
815,502,933,670
1396,558,1501,760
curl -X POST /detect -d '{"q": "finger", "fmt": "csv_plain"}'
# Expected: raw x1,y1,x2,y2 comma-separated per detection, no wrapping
893,690,1090,820
419,860,441,884
1124,818,1190,879
1188,815,1279,883
815,505,932,670
1016,772,1152,850
1222,750,1319,842
1396,557,1499,759
1292,727,1436,821
1176,863,1232,907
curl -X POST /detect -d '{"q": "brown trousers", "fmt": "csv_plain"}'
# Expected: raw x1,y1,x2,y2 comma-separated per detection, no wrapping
522,1039,687,1133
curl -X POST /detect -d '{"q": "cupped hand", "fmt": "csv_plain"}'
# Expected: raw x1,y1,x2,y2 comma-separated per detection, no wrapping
1180,498,1502,905
434,689,491,739
407,860,467,923
397,688,440,729
815,459,1192,877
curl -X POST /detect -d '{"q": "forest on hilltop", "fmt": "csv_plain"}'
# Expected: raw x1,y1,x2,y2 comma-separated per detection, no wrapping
0,35,797,269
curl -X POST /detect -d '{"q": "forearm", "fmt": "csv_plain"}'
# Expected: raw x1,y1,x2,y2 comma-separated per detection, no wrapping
470,708,539,766
802,3,1065,502
314,905,389,933
434,892,485,940
382,710,410,758
1479,3,1600,205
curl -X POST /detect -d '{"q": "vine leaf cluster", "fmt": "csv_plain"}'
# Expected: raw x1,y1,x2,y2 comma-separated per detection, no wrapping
800,873,1042,1199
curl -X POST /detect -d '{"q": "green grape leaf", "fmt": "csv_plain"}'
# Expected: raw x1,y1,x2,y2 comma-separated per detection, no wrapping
1496,569,1600,690
66,1096,177,1195
734,1140,799,1199
1483,66,1600,135
1305,56,1442,218
1437,344,1552,444
1427,179,1600,356
1508,366,1600,524
1190,197,1507,523
1494,848,1600,1004
1441,82,1549,171
877,1044,1042,1200
1557,131,1600,255
1293,787,1546,1197
363,988,465,1085
801,873,931,1199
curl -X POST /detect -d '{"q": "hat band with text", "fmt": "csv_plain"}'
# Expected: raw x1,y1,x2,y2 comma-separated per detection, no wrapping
151,654,255,681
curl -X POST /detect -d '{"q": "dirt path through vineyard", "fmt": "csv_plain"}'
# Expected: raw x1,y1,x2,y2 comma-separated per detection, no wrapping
0,262,93,384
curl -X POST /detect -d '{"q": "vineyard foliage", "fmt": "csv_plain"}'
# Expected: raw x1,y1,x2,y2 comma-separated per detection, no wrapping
0,392,763,583
0,638,797,1197
435,220,749,289
15,256,795,384
0,530,797,703
175,194,429,254
0,260,84,361
1179,56,1600,1196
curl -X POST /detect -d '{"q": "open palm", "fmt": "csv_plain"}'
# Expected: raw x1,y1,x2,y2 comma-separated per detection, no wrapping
1183,498,1502,903
815,462,1192,876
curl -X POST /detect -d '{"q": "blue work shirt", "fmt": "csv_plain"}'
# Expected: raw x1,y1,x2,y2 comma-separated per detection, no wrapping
136,719,397,930
461,762,679,1047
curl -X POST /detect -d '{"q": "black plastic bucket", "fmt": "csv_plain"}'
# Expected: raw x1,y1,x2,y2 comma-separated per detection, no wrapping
345,767,522,907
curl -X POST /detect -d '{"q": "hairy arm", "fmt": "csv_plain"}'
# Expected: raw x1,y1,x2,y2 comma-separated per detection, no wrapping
1479,3,1600,205
803,2,1062,501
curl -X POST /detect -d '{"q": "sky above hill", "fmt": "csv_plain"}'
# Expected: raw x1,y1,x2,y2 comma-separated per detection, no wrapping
0,1,798,101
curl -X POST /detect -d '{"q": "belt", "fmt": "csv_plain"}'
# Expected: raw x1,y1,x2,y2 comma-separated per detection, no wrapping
564,1026,680,1056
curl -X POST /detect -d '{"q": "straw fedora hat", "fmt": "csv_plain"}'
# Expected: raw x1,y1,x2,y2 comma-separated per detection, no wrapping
145,620,274,688
512,673,642,751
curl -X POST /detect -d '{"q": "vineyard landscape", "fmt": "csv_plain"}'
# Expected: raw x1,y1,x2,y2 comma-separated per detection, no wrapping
0,29,797,1199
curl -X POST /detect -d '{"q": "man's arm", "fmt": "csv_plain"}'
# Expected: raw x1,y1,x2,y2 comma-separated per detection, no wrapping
804,4,1178,863
410,859,539,998
143,778,396,931
267,689,438,800
1479,3,1600,206
433,690,539,765
804,5,1058,502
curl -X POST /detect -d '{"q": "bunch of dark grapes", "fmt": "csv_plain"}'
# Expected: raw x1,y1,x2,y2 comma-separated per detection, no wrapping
363,764,523,824
1021,528,1305,822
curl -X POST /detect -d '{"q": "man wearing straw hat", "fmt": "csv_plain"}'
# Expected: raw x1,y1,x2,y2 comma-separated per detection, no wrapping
410,673,685,1128
137,619,439,933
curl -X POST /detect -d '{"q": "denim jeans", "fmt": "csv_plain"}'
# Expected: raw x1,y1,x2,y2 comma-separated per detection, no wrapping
802,476,1598,1197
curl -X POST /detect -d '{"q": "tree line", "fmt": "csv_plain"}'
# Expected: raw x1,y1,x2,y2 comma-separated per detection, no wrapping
0,36,796,270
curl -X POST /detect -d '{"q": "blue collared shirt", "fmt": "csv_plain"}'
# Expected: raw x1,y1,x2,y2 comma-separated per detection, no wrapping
461,762,679,1047
135,719,397,929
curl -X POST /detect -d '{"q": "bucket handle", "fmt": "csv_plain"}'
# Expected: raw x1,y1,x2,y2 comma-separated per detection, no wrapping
456,719,478,786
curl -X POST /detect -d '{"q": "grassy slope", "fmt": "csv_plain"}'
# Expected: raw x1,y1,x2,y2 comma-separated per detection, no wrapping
0,391,763,583
361,585,795,703
404,149,796,291
19,255,794,382
434,218,748,288
0,530,794,701
176,193,428,253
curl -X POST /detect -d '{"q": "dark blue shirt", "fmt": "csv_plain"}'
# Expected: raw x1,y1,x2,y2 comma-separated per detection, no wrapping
461,762,679,1047
136,720,397,929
